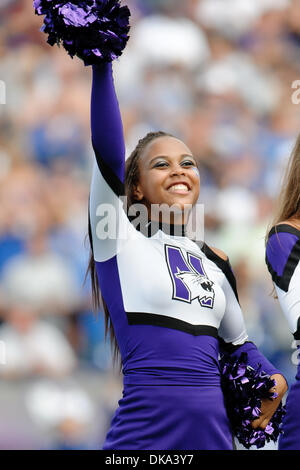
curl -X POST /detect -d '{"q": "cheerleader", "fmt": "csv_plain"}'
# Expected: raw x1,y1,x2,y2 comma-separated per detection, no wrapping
88,64,287,450
34,0,287,450
265,134,300,450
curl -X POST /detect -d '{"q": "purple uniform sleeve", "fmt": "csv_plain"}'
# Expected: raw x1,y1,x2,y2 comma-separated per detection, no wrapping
266,226,300,293
89,62,133,262
229,341,282,377
91,63,125,185
266,225,300,338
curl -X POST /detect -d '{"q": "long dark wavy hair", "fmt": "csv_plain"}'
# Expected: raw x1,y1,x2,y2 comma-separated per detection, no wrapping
266,133,300,238
84,131,174,371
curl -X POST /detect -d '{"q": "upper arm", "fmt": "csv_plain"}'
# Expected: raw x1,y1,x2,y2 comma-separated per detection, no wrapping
203,243,248,345
218,273,248,346
89,161,138,262
266,226,300,336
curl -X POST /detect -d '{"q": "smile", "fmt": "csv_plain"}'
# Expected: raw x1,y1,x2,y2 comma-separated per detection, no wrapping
167,183,190,193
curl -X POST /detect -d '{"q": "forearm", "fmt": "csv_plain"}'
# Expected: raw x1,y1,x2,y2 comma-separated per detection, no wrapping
91,63,125,182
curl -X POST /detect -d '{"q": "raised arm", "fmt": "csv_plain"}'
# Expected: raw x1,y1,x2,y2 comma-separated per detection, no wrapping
33,0,130,184
89,62,137,262
91,63,125,185
33,0,131,263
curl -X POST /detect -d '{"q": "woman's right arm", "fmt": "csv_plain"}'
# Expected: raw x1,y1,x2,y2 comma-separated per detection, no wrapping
91,62,125,187
89,63,136,262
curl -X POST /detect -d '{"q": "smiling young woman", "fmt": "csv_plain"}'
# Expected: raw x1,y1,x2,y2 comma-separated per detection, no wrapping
85,59,287,450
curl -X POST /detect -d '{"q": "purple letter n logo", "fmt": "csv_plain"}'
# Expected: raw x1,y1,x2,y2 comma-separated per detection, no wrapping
165,245,215,309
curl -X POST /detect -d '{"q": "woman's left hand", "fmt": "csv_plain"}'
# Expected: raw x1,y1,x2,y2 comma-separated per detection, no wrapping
251,374,288,430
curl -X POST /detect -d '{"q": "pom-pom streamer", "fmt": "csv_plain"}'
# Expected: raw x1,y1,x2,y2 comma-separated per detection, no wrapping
33,0,131,65
220,352,286,449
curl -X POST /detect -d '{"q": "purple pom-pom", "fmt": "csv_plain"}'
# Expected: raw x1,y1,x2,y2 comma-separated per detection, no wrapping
220,352,286,449
33,0,131,65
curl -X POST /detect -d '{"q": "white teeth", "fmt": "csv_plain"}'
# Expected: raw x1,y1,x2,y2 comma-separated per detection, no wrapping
168,184,189,192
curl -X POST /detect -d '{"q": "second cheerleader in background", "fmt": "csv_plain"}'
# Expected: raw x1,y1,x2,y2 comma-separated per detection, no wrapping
266,134,300,450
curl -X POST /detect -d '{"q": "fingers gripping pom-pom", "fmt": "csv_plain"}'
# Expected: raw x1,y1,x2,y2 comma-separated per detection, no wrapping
220,352,286,449
33,0,131,65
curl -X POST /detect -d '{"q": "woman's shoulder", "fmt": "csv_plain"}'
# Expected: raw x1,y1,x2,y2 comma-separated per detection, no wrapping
266,220,300,292
201,243,239,301
200,242,229,263
208,246,229,262
267,220,300,241
266,220,300,256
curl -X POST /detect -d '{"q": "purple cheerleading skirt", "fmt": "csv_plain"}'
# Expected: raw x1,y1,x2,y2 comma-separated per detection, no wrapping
102,383,233,450
102,335,234,450
278,374,300,450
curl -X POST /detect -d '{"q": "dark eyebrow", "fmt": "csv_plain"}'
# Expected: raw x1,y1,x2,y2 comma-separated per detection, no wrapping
149,154,195,165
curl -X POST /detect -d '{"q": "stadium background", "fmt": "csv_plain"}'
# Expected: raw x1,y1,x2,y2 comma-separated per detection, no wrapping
0,0,299,450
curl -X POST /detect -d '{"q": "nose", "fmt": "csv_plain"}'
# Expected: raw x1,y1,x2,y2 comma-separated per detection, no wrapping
170,164,186,176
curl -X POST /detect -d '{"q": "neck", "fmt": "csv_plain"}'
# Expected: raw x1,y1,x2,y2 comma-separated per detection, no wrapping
149,206,191,226
155,219,186,236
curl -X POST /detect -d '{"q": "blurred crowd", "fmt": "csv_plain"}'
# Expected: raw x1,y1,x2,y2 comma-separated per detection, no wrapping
0,0,300,450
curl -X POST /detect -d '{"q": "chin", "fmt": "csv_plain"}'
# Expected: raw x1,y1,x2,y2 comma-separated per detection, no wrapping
168,198,195,210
